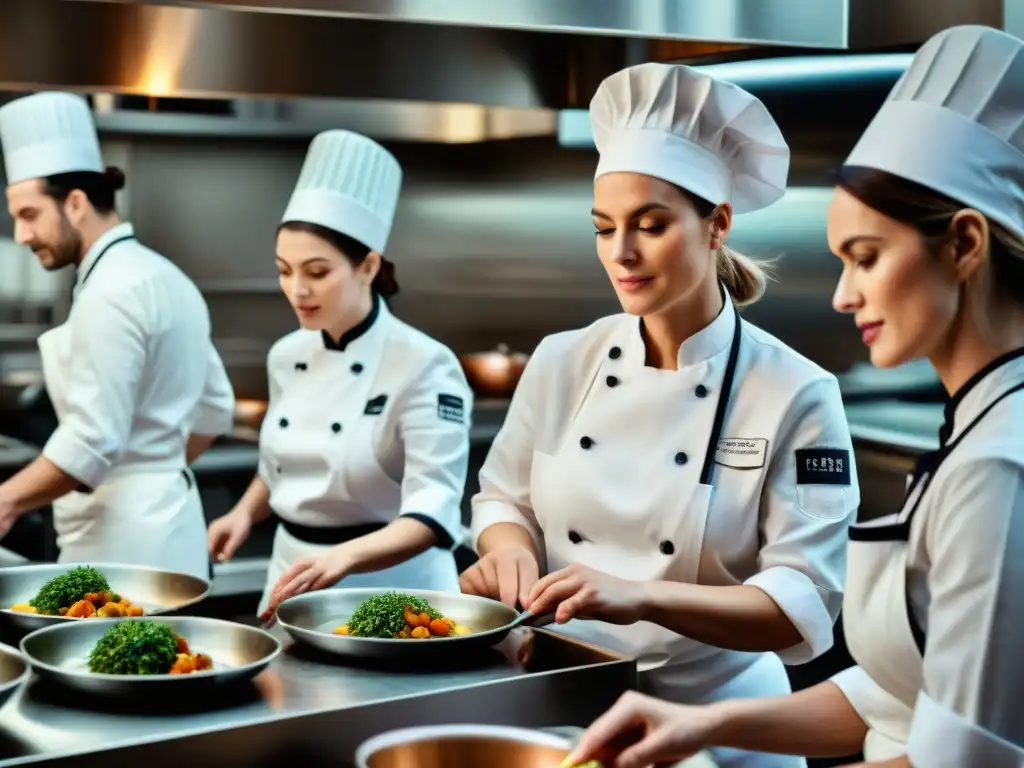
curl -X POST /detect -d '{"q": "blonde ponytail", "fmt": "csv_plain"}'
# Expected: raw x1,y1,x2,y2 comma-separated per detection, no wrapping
716,245,776,306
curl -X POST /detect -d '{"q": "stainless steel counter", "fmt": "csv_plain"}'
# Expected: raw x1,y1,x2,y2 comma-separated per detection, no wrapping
0,626,635,767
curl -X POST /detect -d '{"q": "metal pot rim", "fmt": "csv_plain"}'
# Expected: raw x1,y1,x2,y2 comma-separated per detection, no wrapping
354,724,571,767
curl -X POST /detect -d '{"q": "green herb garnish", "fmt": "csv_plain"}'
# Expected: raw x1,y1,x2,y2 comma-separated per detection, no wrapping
347,592,440,638
28,566,110,615
87,620,179,675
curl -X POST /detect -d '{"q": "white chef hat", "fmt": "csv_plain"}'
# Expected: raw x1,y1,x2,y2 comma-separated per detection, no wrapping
281,130,402,254
845,25,1024,242
590,62,790,214
0,92,104,186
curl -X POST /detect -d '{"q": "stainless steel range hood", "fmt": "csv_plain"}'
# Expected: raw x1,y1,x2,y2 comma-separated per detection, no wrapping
0,0,1010,144
5,0,1012,107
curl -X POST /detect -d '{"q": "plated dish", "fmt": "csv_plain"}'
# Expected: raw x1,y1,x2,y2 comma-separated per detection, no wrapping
10,566,144,619
332,592,474,639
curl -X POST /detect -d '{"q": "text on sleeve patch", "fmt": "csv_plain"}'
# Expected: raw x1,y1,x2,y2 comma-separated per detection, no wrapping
795,448,851,485
437,393,465,424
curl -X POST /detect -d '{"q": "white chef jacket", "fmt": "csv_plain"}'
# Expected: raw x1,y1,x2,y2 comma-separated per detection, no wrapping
257,295,472,551
42,222,235,488
831,349,1024,767
472,289,860,697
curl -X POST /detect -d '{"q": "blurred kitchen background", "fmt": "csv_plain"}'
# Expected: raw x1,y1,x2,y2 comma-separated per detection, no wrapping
2,0,1017,581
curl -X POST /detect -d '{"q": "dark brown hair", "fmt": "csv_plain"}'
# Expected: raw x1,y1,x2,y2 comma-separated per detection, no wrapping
677,187,775,306
44,167,125,215
278,220,399,298
836,165,1024,306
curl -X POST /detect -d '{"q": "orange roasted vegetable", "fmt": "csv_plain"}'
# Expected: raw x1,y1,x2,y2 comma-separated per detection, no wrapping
403,604,431,628
429,618,452,637
66,600,96,618
410,626,431,639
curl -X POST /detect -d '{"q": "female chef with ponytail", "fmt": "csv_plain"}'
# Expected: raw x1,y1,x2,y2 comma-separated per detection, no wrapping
206,130,473,618
565,25,1024,768
460,62,860,768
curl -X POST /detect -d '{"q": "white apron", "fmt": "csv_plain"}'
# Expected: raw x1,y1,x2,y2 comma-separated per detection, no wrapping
256,298,461,616
38,236,210,581
842,380,1024,764
530,305,803,768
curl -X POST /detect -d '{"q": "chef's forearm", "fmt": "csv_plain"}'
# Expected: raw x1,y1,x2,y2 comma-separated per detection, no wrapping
476,522,541,563
0,456,84,517
185,433,218,464
641,580,803,652
337,516,436,574
709,681,868,758
235,475,273,524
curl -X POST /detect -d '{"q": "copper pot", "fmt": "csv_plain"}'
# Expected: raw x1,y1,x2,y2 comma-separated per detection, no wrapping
459,343,530,399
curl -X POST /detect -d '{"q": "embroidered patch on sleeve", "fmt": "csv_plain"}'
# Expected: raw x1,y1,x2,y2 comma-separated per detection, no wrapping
364,394,388,415
795,448,851,485
437,393,465,424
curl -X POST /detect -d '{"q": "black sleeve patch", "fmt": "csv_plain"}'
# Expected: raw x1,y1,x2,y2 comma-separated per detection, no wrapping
437,393,465,424
795,448,851,486
364,394,388,415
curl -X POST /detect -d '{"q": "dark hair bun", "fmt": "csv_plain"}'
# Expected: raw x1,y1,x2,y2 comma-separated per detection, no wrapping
103,166,126,191
373,257,400,298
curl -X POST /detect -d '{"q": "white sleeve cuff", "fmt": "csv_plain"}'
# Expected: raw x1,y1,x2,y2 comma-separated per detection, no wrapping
190,402,235,436
908,690,1024,768
471,500,543,555
43,426,113,489
744,565,835,664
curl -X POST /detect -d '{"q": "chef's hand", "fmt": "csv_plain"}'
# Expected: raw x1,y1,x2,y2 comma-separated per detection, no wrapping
526,563,646,625
459,545,539,609
207,509,252,563
259,546,352,620
563,690,721,768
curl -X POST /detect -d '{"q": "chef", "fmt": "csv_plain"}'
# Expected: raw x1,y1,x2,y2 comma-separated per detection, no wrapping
563,25,1024,768
461,62,859,768
0,92,235,579
204,130,473,618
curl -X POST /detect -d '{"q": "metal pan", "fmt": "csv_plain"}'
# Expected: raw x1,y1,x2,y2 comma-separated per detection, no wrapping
275,588,553,661
19,616,281,697
0,642,28,709
0,562,211,634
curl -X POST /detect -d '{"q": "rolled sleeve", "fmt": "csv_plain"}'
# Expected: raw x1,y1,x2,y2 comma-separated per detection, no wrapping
43,289,146,489
753,376,860,664
908,458,1024,766
190,341,235,435
830,665,912,759
396,352,473,550
469,341,549,555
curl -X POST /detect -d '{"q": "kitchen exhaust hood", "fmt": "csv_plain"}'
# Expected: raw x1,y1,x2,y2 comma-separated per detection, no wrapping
0,0,1010,143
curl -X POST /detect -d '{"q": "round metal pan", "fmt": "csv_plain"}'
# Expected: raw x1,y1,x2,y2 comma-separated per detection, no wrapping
19,616,281,697
0,562,211,634
355,724,574,768
275,588,552,661
0,642,28,709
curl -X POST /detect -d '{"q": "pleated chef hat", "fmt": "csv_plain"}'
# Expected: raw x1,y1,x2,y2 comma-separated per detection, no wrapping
845,25,1024,242
0,92,104,186
281,130,402,254
590,62,790,214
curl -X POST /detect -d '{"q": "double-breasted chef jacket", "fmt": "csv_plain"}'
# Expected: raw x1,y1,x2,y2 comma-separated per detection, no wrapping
40,222,235,580
831,348,1024,766
472,287,861,702
255,293,473,614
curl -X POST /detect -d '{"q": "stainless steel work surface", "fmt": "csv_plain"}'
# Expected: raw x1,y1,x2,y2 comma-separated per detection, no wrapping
0,625,635,767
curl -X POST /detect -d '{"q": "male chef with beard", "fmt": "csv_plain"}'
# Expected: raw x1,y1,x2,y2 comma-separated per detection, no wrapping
0,91,234,579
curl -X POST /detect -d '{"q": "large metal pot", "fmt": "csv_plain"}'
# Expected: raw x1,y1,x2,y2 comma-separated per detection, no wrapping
459,344,530,399
355,724,721,767
354,725,573,768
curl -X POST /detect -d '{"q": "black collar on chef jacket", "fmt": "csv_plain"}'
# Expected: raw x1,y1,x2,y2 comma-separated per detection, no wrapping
321,292,381,352
938,346,1024,445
